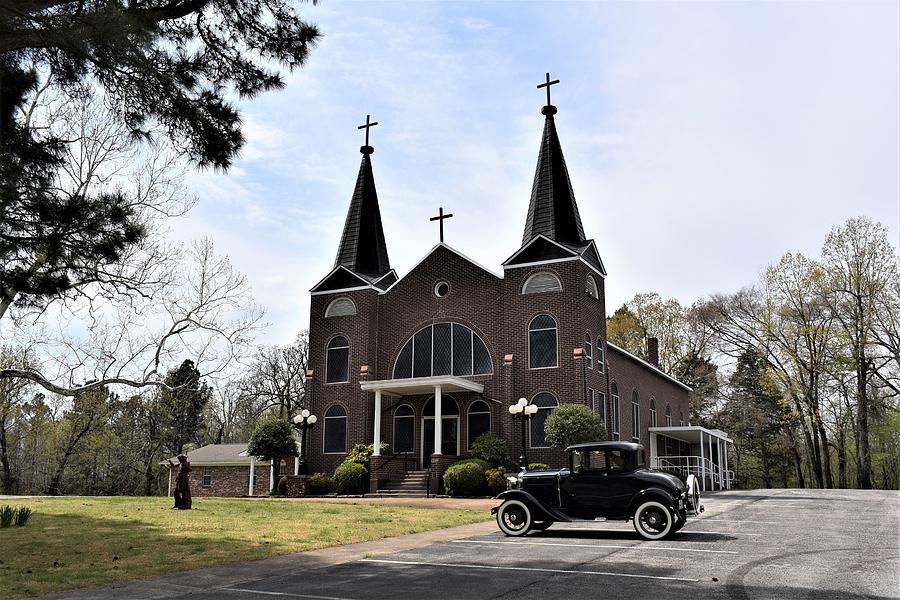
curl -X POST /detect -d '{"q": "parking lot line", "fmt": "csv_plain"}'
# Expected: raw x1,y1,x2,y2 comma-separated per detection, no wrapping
359,559,701,582
697,518,778,524
680,530,762,536
451,539,739,554
222,589,358,600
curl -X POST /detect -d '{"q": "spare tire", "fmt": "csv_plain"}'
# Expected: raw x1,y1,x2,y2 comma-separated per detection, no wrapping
685,474,701,514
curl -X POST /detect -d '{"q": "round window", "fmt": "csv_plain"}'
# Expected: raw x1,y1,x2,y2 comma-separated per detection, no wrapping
434,281,450,298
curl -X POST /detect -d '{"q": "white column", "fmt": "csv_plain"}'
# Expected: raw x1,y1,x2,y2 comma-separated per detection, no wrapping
724,440,731,489
269,463,274,491
249,456,256,496
649,432,658,468
373,390,382,456
709,433,715,489
294,456,299,476
699,431,706,492
434,385,443,456
168,468,173,497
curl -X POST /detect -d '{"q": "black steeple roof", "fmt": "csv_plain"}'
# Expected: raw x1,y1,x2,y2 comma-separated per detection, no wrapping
333,146,391,278
521,104,586,247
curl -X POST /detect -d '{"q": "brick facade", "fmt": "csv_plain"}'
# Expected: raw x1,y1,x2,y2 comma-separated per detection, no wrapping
167,464,271,498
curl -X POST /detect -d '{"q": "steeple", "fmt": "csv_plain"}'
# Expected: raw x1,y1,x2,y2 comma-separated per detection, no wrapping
333,116,391,278
521,74,586,247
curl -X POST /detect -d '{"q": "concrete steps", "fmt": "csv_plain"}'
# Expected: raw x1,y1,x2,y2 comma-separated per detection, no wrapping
370,469,430,498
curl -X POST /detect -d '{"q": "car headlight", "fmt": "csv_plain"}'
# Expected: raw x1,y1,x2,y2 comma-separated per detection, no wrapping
506,475,519,490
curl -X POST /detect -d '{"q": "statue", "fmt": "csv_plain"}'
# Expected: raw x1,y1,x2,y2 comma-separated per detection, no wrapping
168,454,192,510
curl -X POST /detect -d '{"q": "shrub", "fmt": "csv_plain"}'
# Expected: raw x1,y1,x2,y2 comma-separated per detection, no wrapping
307,472,333,495
484,467,507,494
471,433,508,467
333,461,369,495
544,404,607,450
0,506,14,528
443,458,490,496
528,462,551,471
345,442,392,467
14,507,32,526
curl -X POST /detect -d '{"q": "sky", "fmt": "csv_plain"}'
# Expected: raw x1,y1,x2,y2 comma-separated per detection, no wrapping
171,1,900,347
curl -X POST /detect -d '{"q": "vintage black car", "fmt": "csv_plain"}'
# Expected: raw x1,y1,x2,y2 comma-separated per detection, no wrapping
492,441,703,539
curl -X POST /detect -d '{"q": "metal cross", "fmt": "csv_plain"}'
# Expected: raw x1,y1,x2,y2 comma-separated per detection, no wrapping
429,207,454,243
357,114,379,146
536,72,560,106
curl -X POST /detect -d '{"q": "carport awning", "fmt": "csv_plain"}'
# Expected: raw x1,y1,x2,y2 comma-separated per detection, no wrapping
360,375,484,397
649,426,733,445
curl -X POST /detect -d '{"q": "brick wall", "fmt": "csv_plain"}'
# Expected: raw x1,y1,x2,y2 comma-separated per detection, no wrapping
167,464,271,498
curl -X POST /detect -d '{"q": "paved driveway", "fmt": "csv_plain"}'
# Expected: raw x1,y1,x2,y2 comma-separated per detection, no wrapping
45,489,900,600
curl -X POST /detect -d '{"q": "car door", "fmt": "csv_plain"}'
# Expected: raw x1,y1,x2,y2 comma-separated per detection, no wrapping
603,449,637,517
562,450,611,517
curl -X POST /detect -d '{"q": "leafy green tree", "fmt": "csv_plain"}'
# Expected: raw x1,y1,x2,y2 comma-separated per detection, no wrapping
1,0,320,169
247,419,297,493
606,305,646,357
544,404,607,450
158,360,211,456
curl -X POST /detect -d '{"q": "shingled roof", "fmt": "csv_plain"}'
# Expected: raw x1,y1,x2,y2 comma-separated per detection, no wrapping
521,105,586,247
334,151,391,278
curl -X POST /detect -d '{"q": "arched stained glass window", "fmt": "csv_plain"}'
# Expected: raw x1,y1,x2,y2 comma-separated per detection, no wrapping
529,393,558,448
522,272,562,294
631,390,641,443
611,382,621,440
665,404,672,427
585,275,599,300
323,405,347,453
649,398,658,428
529,315,558,369
467,400,491,449
326,336,349,384
584,333,593,369
393,405,414,453
392,323,492,379
325,297,356,317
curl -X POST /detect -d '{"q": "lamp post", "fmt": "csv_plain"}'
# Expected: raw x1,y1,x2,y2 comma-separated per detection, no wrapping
508,397,538,469
292,409,317,476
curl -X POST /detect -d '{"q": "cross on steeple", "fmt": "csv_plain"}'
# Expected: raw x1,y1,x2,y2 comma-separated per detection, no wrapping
357,114,378,153
429,207,454,243
537,72,560,107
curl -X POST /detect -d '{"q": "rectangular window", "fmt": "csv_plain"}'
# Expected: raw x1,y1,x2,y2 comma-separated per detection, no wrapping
597,345,605,373
413,328,432,378
202,466,212,487
529,329,557,369
452,324,473,376
592,390,606,426
612,393,620,440
432,323,452,376
326,347,349,383
632,401,641,443
324,417,348,453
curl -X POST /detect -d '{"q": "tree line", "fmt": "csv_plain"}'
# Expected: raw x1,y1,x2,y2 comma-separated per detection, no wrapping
608,216,899,490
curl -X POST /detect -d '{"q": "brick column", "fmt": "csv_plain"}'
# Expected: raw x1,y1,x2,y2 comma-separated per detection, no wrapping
429,454,457,495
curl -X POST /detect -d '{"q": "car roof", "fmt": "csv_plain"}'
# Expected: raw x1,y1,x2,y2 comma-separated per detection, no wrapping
565,441,644,453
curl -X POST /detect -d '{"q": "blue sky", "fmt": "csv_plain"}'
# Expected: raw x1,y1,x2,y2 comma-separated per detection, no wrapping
173,1,900,346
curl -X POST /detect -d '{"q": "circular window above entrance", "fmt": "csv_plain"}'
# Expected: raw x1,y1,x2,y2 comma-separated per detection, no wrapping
434,281,450,298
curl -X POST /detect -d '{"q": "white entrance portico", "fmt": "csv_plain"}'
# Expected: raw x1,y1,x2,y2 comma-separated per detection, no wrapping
360,376,485,461
648,425,734,491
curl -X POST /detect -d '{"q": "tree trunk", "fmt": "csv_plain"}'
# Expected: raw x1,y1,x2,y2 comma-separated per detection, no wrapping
793,396,823,488
855,359,872,489
271,458,281,494
0,419,17,494
786,427,806,488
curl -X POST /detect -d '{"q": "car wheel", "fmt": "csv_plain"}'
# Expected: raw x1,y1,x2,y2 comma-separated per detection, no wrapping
633,500,674,540
532,521,553,531
496,499,532,536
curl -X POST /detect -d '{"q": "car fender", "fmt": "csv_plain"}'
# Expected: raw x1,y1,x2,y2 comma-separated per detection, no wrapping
629,487,679,516
492,490,571,522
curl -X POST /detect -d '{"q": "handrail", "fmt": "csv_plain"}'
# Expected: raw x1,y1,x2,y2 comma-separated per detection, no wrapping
372,451,416,474
651,454,726,489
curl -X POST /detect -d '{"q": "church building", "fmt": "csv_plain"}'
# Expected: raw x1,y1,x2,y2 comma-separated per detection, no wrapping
304,77,732,494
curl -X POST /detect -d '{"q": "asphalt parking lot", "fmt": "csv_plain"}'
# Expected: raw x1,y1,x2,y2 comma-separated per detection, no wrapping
179,488,899,600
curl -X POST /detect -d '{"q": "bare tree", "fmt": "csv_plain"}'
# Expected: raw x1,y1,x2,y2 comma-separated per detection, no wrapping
239,332,309,419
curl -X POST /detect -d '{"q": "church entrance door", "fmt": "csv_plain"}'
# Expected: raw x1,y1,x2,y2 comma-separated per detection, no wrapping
421,395,460,469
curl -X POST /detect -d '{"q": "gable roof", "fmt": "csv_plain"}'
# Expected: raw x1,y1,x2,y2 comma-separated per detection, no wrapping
502,234,607,277
333,151,391,278
160,443,272,466
521,105,586,247
607,343,693,392
384,243,502,293
310,265,375,294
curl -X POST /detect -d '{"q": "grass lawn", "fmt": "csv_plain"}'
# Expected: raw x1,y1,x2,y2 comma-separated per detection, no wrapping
0,496,489,599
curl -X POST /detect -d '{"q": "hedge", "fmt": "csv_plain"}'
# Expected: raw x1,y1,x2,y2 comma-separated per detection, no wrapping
443,458,490,496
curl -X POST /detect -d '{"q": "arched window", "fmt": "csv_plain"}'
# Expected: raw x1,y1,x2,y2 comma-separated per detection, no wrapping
528,314,558,369
584,334,593,369
326,336,350,383
611,382,620,440
393,405,414,453
325,297,356,318
665,404,672,427
597,343,605,373
631,390,641,443
529,393,558,448
323,405,347,453
679,412,685,427
585,275,599,300
392,323,492,379
467,400,491,449
649,398,658,428
522,272,562,294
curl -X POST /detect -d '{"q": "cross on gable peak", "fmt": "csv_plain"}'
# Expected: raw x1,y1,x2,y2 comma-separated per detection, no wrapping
429,206,454,243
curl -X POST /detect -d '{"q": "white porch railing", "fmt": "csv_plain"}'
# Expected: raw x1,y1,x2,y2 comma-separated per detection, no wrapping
651,455,729,491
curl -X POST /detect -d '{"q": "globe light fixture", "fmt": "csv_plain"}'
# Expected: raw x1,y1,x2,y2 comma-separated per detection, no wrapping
301,409,310,419
292,410,317,476
509,397,538,469
307,415,317,425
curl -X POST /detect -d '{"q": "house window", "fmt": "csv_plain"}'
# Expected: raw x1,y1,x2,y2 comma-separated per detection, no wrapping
522,271,562,294
326,336,350,383
597,343,605,373
585,275,599,300
202,466,212,487
393,405,414,453
528,314,558,369
584,334,593,369
392,323,492,379
649,398,657,428
679,412,685,427
611,383,620,440
323,405,348,453
665,404,672,427
324,297,356,317
593,390,607,426
529,392,558,448
631,390,641,443
467,400,491,449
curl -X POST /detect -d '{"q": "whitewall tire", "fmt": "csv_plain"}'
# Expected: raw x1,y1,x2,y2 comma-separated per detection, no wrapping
496,500,532,536
633,500,673,540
